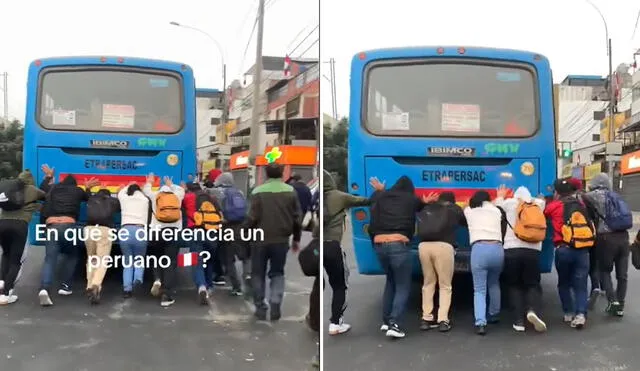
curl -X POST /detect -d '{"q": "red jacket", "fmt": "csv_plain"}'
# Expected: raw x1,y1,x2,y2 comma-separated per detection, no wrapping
182,192,197,228
544,197,587,245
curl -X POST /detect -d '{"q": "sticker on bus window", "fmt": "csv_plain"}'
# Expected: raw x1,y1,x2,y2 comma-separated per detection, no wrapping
149,78,169,88
381,112,409,131
102,104,135,129
52,110,77,126
496,72,521,82
441,103,480,132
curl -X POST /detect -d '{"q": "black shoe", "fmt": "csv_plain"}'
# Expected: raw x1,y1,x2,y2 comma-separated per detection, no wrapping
487,316,500,324
212,276,226,286
512,321,526,332
420,319,438,331
229,289,243,297
160,294,175,307
438,321,452,332
385,323,405,338
616,302,625,317
270,303,281,321
123,291,133,299
475,325,487,335
606,301,620,315
255,306,267,321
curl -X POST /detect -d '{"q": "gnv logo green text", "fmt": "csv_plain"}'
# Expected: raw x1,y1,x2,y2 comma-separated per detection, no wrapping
484,143,520,154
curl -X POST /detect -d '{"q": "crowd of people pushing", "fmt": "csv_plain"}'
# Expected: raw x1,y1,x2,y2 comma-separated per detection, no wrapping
321,171,636,339
0,163,314,323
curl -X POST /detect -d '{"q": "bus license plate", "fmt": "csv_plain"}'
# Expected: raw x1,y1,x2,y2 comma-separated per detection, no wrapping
454,260,470,272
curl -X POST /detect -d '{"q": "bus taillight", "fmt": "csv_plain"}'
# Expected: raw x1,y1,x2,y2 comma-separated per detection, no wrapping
457,47,466,54
437,47,445,55
354,209,367,221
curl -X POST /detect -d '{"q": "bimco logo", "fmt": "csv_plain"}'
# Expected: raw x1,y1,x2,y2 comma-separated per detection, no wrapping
428,147,475,157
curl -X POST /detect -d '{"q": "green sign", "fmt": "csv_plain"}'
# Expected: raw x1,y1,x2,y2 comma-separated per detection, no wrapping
265,147,283,163
484,143,520,154
137,138,167,148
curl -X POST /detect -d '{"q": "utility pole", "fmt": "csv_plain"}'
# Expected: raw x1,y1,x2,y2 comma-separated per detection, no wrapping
1,72,7,120
248,0,266,190
330,58,338,120
607,38,615,181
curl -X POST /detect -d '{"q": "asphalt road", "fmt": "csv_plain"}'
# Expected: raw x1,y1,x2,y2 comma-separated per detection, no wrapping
324,220,640,371
0,232,317,371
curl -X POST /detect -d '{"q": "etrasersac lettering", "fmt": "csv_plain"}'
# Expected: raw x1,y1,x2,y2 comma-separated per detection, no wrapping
85,159,139,170
422,170,486,182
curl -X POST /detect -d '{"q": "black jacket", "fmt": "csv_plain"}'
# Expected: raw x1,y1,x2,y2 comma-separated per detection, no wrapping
290,181,312,214
40,176,91,222
369,176,425,241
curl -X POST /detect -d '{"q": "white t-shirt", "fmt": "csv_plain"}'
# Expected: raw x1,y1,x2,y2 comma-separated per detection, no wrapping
464,201,503,245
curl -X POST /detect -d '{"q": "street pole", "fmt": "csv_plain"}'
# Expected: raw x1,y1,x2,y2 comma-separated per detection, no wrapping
248,0,266,190
1,73,7,120
331,58,338,120
607,38,615,181
221,64,227,124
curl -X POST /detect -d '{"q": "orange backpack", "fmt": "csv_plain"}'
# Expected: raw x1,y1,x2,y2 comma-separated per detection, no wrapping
512,201,547,243
155,192,181,223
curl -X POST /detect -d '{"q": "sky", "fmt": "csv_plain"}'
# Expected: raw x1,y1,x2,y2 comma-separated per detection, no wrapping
320,0,640,119
0,0,319,121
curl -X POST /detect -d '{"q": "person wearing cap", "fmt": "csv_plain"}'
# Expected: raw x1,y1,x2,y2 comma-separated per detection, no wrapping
544,178,591,329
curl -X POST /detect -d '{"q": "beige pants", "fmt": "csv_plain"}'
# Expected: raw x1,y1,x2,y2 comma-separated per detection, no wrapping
418,241,455,322
85,226,113,290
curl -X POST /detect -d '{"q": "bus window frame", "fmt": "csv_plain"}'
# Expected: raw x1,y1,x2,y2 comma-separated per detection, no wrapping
35,65,186,135
360,57,542,139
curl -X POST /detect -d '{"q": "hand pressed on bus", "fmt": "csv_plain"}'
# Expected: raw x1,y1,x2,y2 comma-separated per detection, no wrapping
496,184,511,199
84,177,100,190
163,176,173,186
421,192,439,203
146,173,155,184
41,164,55,178
369,177,385,191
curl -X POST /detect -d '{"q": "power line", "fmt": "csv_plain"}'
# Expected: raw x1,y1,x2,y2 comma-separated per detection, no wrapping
239,17,259,77
632,8,640,39
288,25,319,56
296,38,319,59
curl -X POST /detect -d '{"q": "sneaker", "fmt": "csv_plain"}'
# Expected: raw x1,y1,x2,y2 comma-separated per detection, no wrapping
212,276,226,286
385,323,405,338
588,289,601,309
87,286,100,305
563,314,574,325
160,294,175,307
254,306,267,321
198,286,209,305
419,319,438,331
512,321,526,332
438,321,452,332
150,280,162,297
328,319,352,335
380,323,389,332
606,301,621,316
0,280,4,291
616,303,625,317
475,325,487,335
571,314,586,329
58,284,72,296
39,289,53,306
229,289,243,297
487,315,500,324
270,303,281,321
123,291,133,299
526,311,547,332
0,294,17,305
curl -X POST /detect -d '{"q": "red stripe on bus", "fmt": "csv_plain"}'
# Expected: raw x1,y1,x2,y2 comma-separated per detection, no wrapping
415,188,512,204
59,174,161,187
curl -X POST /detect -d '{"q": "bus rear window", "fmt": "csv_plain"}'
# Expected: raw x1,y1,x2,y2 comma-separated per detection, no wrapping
364,61,538,137
38,69,183,134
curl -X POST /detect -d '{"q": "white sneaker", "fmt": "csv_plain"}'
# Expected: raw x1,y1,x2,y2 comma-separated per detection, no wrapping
150,280,162,297
328,320,352,335
571,314,586,329
57,284,72,296
563,314,574,325
380,324,389,332
526,311,547,332
39,290,53,306
0,280,4,291
512,322,526,332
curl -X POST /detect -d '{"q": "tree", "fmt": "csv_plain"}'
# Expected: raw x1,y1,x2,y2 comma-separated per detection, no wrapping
0,120,24,179
323,117,348,191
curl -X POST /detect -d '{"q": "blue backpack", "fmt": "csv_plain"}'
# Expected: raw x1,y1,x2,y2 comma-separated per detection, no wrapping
603,191,633,231
223,187,247,222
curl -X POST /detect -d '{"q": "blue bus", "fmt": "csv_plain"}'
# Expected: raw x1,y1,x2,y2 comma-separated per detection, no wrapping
24,56,197,245
347,46,557,276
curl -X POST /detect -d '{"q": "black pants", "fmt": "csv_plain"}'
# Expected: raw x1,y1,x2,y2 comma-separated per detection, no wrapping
324,240,349,324
596,231,630,304
150,229,180,293
503,248,542,320
0,219,29,293
252,242,289,308
308,274,320,332
222,224,250,290
589,247,601,291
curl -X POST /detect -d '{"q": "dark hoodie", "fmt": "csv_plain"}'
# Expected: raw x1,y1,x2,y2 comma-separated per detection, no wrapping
0,170,47,223
369,175,424,241
40,175,91,222
320,170,370,241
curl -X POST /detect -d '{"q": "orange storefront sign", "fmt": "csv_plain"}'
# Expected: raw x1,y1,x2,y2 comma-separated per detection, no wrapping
621,149,640,175
229,145,317,170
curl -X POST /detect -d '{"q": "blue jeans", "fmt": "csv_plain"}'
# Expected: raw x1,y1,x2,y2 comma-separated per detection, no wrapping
471,241,504,326
374,241,412,326
120,225,148,292
555,246,590,315
41,224,80,290
190,238,217,289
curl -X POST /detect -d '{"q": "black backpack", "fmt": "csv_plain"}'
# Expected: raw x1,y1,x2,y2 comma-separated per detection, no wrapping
86,193,115,225
298,238,320,277
416,202,450,241
0,179,26,211
46,185,78,216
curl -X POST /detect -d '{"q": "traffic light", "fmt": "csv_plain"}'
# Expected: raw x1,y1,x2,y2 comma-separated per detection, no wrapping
562,149,572,158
